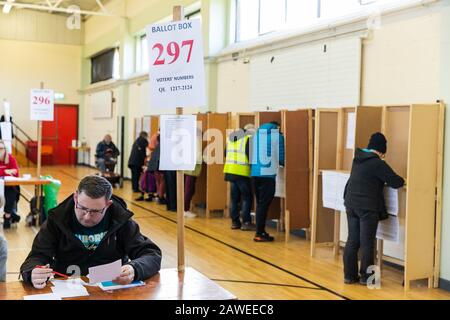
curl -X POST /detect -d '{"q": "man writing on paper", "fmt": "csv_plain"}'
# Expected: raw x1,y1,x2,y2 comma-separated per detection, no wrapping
20,175,162,289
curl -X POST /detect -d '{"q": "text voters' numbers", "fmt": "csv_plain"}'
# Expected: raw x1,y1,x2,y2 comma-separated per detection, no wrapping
152,40,194,66
33,96,51,105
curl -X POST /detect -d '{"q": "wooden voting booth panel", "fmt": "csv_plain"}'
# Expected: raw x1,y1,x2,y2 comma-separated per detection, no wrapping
283,109,311,231
150,116,159,136
311,109,340,253
205,113,229,216
192,113,207,210
256,111,281,221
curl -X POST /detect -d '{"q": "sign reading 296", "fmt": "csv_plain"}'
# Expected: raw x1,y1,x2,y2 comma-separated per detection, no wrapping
152,40,194,66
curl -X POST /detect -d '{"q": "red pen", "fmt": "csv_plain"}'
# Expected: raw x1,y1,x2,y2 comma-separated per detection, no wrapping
36,265,70,279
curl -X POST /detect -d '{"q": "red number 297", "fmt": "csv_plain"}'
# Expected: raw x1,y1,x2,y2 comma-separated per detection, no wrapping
152,40,194,66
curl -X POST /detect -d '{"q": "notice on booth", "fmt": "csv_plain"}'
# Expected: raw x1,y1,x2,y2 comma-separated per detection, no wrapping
146,19,206,109
159,115,197,171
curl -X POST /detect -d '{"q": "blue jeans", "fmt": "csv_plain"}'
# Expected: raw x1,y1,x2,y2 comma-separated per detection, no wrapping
0,235,7,282
230,179,252,224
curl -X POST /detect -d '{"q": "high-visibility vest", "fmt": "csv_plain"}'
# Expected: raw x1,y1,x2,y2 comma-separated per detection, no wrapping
223,135,250,177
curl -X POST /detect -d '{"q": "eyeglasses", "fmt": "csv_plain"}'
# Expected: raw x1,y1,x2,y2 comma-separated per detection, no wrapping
75,199,107,216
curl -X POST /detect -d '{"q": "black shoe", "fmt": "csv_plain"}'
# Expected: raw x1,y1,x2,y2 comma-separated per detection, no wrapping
241,222,256,231
157,198,167,205
11,213,20,224
3,217,11,229
135,195,145,201
359,278,368,286
231,222,242,230
145,196,153,202
344,277,360,284
254,232,274,242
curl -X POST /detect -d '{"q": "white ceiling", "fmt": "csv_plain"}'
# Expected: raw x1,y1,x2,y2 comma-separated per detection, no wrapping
3,0,113,15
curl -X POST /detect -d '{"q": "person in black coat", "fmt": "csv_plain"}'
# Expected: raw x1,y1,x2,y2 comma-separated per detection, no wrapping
128,131,149,193
343,132,404,285
20,175,161,289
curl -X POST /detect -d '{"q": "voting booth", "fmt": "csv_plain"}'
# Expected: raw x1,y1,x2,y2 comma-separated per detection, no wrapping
310,104,444,290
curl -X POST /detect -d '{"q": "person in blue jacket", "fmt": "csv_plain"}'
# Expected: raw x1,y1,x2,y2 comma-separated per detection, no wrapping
250,122,285,242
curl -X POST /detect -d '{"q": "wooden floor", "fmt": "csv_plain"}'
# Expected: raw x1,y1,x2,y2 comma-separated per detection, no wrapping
3,165,450,300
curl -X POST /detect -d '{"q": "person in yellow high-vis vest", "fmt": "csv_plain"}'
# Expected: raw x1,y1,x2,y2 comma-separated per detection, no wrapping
224,124,256,231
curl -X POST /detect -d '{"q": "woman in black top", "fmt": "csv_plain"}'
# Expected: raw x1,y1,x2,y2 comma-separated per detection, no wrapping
343,132,404,285
127,131,149,193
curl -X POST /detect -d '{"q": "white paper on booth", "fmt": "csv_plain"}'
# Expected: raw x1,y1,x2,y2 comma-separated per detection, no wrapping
336,172,349,212
376,215,399,242
383,187,399,216
322,171,338,210
87,259,121,284
275,167,285,198
159,115,197,171
346,112,356,149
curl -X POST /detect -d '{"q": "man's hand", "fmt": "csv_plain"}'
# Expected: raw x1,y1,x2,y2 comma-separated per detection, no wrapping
4,169,17,176
112,265,135,285
31,265,53,289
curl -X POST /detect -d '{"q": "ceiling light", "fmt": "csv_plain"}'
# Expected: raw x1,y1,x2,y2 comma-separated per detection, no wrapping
2,0,15,14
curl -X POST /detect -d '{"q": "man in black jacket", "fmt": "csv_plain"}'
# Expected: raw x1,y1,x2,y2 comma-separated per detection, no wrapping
343,132,404,285
20,175,162,289
128,131,149,194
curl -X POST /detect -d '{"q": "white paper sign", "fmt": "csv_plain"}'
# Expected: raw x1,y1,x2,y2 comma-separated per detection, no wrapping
377,215,400,242
159,115,197,171
383,187,399,216
322,171,349,212
146,19,206,109
275,167,285,198
346,112,356,149
30,89,54,121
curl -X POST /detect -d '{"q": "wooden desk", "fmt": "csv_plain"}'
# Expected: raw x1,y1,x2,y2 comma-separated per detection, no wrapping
4,177,52,226
68,146,91,166
0,267,237,300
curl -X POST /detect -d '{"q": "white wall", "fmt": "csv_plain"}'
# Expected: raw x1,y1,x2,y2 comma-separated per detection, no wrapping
0,39,81,142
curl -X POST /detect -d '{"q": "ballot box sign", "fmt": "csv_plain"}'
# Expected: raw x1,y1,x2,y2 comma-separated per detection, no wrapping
146,19,206,109
159,115,197,171
30,89,54,121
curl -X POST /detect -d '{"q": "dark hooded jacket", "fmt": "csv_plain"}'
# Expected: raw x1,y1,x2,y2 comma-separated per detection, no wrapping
128,136,149,167
20,194,162,284
344,148,404,218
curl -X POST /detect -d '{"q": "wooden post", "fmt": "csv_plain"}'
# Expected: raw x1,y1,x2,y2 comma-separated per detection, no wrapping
433,101,445,287
37,82,44,178
333,109,344,257
173,6,185,272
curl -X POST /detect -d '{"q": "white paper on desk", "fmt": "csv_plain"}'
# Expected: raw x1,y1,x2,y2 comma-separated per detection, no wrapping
51,284,89,298
88,259,121,284
24,293,62,300
383,187,399,216
376,215,399,242
346,112,356,149
275,167,285,198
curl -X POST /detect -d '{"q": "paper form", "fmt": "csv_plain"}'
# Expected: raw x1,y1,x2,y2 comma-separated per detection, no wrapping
376,215,400,242
88,259,122,284
23,293,62,300
383,187,399,216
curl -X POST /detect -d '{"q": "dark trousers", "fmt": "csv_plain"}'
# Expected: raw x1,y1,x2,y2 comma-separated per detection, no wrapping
343,208,379,281
129,165,142,192
230,178,252,224
4,186,19,215
184,175,197,212
253,177,276,235
164,171,177,211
